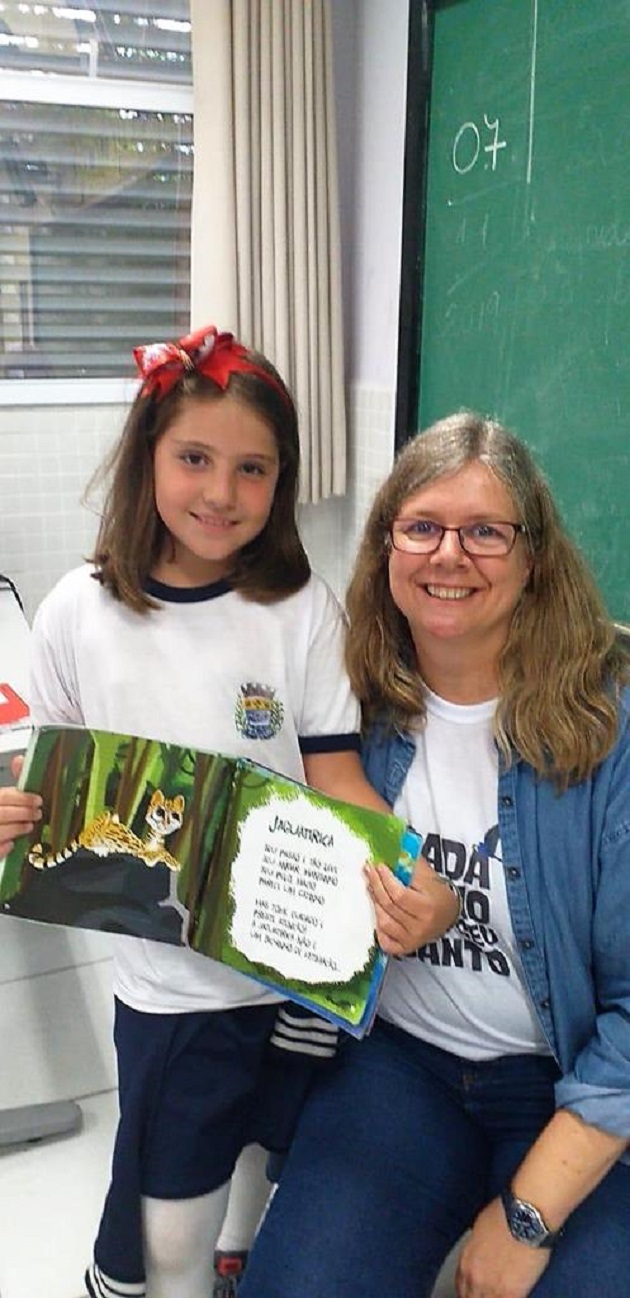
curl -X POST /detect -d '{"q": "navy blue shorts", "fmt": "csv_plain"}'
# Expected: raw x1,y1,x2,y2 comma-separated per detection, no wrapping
91,998,316,1287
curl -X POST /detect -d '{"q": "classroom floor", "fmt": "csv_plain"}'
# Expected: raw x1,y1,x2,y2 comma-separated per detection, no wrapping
0,1088,118,1298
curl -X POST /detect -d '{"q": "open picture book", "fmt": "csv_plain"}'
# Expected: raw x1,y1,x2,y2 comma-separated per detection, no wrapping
0,725,421,1037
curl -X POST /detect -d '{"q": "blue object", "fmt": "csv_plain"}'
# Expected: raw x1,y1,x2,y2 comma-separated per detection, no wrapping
393,826,423,885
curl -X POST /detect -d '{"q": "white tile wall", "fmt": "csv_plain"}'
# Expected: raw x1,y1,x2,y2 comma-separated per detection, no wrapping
346,382,396,559
0,947,116,1110
299,383,395,599
0,405,118,622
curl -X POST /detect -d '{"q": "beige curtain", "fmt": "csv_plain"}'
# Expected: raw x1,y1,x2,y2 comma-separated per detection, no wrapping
190,0,346,502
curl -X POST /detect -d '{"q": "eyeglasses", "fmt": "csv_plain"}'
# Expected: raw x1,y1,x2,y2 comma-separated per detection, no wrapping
390,519,527,557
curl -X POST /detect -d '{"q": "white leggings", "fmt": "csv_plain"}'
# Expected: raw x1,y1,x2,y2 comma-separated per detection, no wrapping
216,1143,271,1253
142,1183,230,1298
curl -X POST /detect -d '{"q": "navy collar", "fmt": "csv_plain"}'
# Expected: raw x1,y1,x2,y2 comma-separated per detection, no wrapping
143,575,233,604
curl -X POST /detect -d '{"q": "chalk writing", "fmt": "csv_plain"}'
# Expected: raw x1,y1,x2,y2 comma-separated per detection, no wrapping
440,291,500,338
452,115,507,175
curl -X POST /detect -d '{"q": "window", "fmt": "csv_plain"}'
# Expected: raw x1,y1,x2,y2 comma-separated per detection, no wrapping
0,1,192,398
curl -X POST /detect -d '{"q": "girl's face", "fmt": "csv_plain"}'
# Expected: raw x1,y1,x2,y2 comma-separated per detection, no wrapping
152,394,280,586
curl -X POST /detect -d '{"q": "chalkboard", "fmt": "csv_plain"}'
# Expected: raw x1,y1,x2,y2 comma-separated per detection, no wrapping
417,0,630,624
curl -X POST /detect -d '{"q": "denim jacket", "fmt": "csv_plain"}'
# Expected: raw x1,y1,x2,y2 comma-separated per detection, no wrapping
362,687,630,1148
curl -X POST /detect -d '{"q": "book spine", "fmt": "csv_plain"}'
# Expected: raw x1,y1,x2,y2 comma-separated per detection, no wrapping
393,826,423,884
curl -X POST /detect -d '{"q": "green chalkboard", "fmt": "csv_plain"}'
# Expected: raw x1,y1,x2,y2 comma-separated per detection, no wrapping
418,0,630,624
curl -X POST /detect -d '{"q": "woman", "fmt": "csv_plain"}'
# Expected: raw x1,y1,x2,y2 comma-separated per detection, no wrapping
239,412,630,1298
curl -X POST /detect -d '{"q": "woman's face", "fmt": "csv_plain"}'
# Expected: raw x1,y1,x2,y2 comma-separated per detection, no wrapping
388,460,532,663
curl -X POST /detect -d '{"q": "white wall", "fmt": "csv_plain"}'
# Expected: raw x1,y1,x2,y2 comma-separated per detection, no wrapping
343,0,411,391
300,0,409,588
0,0,410,1111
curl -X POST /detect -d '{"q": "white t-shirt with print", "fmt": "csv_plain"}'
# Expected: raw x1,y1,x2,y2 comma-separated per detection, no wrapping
29,566,360,1014
378,688,549,1060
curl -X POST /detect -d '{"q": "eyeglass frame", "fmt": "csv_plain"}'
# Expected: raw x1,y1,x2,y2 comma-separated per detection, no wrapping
388,519,529,558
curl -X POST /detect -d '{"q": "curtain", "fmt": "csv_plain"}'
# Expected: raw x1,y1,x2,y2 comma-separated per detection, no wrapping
190,0,346,502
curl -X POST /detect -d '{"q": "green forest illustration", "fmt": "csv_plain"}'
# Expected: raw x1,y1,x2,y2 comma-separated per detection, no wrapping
0,726,411,1035
0,727,235,945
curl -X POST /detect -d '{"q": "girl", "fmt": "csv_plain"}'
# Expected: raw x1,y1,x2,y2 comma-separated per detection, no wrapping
0,325,458,1298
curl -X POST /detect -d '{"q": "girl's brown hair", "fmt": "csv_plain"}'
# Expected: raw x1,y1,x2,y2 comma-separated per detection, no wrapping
346,411,629,785
89,353,310,612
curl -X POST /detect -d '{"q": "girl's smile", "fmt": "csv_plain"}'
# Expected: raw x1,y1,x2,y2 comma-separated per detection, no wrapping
151,394,280,586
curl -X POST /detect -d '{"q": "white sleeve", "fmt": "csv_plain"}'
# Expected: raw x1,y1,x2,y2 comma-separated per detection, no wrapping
297,578,360,745
29,584,85,728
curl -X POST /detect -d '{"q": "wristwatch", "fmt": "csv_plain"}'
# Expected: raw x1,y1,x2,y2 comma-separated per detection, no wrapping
500,1187,563,1249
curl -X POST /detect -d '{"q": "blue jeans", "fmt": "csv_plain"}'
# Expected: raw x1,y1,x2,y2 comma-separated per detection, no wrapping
240,1020,630,1297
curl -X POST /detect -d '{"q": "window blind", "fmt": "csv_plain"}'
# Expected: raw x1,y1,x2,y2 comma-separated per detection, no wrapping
0,1,192,382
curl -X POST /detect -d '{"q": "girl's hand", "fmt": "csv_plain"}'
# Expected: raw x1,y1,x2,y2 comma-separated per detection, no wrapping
456,1197,550,1298
365,854,460,956
0,756,42,857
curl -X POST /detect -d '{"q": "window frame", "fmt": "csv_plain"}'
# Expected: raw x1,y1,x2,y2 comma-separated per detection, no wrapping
0,68,193,407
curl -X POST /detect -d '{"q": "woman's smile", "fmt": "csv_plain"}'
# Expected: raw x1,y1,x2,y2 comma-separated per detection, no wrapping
424,584,475,600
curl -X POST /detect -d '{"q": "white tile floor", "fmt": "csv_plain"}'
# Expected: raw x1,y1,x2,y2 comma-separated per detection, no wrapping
0,1089,118,1298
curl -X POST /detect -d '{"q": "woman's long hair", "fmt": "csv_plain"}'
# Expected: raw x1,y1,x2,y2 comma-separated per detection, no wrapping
346,411,629,785
88,359,310,613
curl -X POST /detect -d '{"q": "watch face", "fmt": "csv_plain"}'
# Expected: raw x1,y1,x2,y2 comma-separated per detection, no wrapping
511,1201,545,1241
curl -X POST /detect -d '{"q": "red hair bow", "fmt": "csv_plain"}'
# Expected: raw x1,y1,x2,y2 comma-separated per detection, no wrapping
132,324,287,404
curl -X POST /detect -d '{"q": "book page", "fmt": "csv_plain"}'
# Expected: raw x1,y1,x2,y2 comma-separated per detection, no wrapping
229,792,377,985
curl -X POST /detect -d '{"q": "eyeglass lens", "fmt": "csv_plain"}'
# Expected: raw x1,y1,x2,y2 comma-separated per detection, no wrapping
391,521,520,555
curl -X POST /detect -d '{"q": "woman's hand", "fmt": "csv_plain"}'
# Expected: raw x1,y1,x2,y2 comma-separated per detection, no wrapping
456,1109,628,1297
365,854,460,956
0,756,41,856
456,1198,550,1298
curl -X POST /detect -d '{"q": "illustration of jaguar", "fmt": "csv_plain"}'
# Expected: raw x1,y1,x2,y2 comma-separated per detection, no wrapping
28,789,185,873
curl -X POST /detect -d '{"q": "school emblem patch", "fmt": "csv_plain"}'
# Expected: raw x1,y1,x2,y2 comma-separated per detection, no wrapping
235,682,284,740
